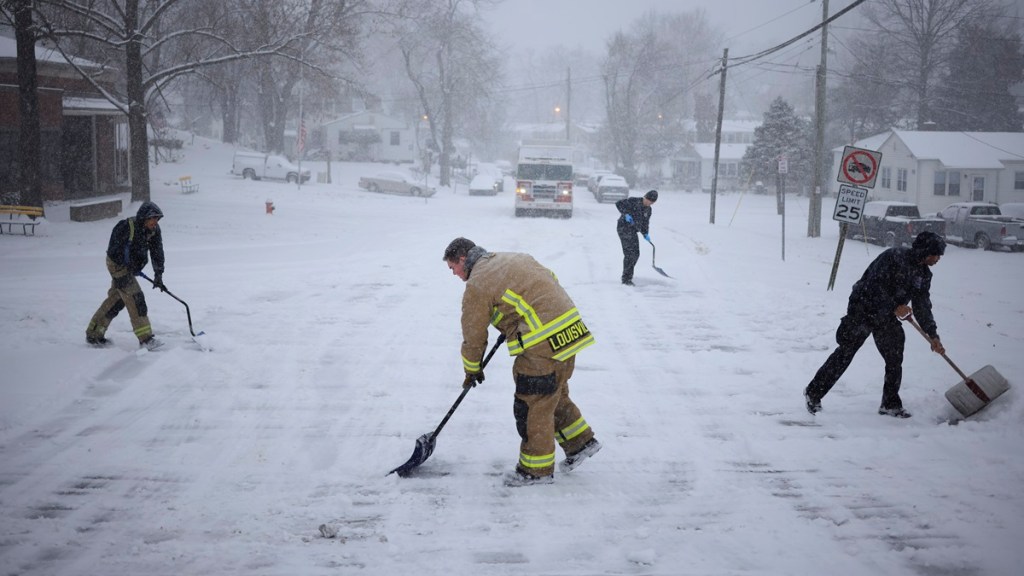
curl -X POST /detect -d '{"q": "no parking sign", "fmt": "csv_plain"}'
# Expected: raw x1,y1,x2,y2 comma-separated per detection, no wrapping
837,146,882,189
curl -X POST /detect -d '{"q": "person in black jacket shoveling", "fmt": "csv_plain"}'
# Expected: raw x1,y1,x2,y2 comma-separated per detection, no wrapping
85,201,167,351
803,231,947,418
615,189,657,286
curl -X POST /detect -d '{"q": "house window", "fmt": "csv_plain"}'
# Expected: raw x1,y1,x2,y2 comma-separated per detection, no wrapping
880,166,891,189
933,171,946,196
1015,171,1024,190
897,168,907,192
933,170,961,196
114,120,129,186
390,131,400,146
947,171,960,196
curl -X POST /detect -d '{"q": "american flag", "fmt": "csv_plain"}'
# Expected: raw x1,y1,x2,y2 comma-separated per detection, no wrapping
296,118,307,156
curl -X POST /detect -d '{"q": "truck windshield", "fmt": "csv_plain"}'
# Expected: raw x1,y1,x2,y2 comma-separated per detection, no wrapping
517,164,573,181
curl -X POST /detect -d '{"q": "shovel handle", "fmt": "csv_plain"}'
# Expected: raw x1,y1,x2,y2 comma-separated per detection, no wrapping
432,334,506,436
903,315,971,382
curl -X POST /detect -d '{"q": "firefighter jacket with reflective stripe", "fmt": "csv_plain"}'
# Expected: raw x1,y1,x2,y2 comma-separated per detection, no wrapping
106,217,164,276
460,252,594,373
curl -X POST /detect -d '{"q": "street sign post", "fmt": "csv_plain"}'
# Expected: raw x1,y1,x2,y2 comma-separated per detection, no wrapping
829,147,883,291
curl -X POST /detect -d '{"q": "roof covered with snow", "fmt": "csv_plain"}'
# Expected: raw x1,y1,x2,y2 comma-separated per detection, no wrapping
0,35,102,68
840,130,1024,169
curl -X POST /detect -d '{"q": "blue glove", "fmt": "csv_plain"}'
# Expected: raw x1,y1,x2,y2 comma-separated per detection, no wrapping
643,233,651,242
624,214,634,224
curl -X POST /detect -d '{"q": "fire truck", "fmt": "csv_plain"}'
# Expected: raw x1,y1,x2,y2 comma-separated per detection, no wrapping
514,141,574,218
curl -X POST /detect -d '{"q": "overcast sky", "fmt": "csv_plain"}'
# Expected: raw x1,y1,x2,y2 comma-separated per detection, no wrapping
483,0,863,58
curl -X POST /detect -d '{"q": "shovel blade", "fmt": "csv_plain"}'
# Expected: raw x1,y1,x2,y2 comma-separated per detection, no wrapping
652,265,671,278
944,365,1010,418
388,432,437,477
192,331,212,352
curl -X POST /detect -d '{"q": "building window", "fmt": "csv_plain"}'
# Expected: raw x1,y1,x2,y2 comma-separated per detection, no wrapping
390,131,400,146
933,170,961,196
897,168,907,192
1015,171,1024,190
114,120,129,186
933,171,946,196
881,166,891,189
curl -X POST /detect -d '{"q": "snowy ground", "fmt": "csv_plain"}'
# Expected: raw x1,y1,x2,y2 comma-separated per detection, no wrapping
1,134,1022,576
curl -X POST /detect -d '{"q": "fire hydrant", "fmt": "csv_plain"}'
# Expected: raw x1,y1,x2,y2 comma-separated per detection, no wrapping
266,200,275,215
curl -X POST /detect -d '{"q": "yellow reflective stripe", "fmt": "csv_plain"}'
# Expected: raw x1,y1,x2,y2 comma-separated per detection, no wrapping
463,355,481,372
557,417,590,443
506,308,587,356
489,307,503,327
518,451,556,470
552,333,595,361
501,290,542,331
134,324,153,339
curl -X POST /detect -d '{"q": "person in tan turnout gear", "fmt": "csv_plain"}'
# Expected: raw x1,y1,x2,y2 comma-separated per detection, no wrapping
443,237,602,487
85,201,167,350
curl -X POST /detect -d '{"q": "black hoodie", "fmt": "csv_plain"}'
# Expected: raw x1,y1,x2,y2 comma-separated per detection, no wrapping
105,201,165,275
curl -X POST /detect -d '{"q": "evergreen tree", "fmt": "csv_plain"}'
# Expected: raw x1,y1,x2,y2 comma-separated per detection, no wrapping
932,23,1024,131
742,97,813,191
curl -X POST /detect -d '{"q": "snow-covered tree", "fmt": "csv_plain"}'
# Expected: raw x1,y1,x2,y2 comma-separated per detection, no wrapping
742,97,813,191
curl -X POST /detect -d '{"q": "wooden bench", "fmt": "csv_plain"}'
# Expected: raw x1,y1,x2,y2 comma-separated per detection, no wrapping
179,175,199,194
0,205,44,235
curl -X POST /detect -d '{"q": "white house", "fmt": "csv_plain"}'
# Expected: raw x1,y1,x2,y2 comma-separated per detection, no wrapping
321,111,416,163
670,143,750,192
831,130,1024,216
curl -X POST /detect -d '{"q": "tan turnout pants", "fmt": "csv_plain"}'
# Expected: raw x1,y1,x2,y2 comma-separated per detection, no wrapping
512,354,595,478
86,257,153,343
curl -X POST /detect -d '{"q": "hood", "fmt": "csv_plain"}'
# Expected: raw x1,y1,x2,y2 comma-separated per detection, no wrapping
136,201,164,221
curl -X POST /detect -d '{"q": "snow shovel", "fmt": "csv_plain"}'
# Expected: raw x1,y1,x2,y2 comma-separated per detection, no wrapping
388,334,506,477
139,272,211,351
904,315,1009,418
646,238,671,278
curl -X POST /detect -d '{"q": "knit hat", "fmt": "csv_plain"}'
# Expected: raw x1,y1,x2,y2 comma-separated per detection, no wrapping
911,231,946,256
644,190,658,202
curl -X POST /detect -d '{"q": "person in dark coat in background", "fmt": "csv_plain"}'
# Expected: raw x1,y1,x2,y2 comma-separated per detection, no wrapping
615,189,658,286
85,201,167,350
804,231,948,418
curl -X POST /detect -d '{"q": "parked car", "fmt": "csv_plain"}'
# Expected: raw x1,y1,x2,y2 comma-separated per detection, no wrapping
594,175,630,203
999,202,1024,220
469,172,502,196
586,170,615,193
846,201,945,248
232,151,310,183
937,202,1023,252
358,171,436,197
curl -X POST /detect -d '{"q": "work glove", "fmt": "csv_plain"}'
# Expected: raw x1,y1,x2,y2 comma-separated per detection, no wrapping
463,371,485,389
624,214,634,224
152,272,166,292
643,233,651,242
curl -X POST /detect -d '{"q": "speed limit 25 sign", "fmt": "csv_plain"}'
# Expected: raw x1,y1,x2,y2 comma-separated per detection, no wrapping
833,184,868,224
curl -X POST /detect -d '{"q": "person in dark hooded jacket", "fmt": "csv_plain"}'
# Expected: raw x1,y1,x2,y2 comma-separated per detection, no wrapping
85,201,167,350
803,231,947,418
615,189,657,285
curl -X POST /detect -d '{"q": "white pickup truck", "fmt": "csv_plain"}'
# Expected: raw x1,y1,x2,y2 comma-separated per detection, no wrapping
938,202,1023,252
232,151,310,183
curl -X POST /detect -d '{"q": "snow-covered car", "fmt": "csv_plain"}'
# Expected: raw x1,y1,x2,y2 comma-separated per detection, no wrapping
358,172,436,197
594,175,630,203
469,172,502,196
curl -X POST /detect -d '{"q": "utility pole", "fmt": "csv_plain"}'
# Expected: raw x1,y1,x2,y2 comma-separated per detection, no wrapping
565,67,572,142
710,48,728,224
808,0,829,237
